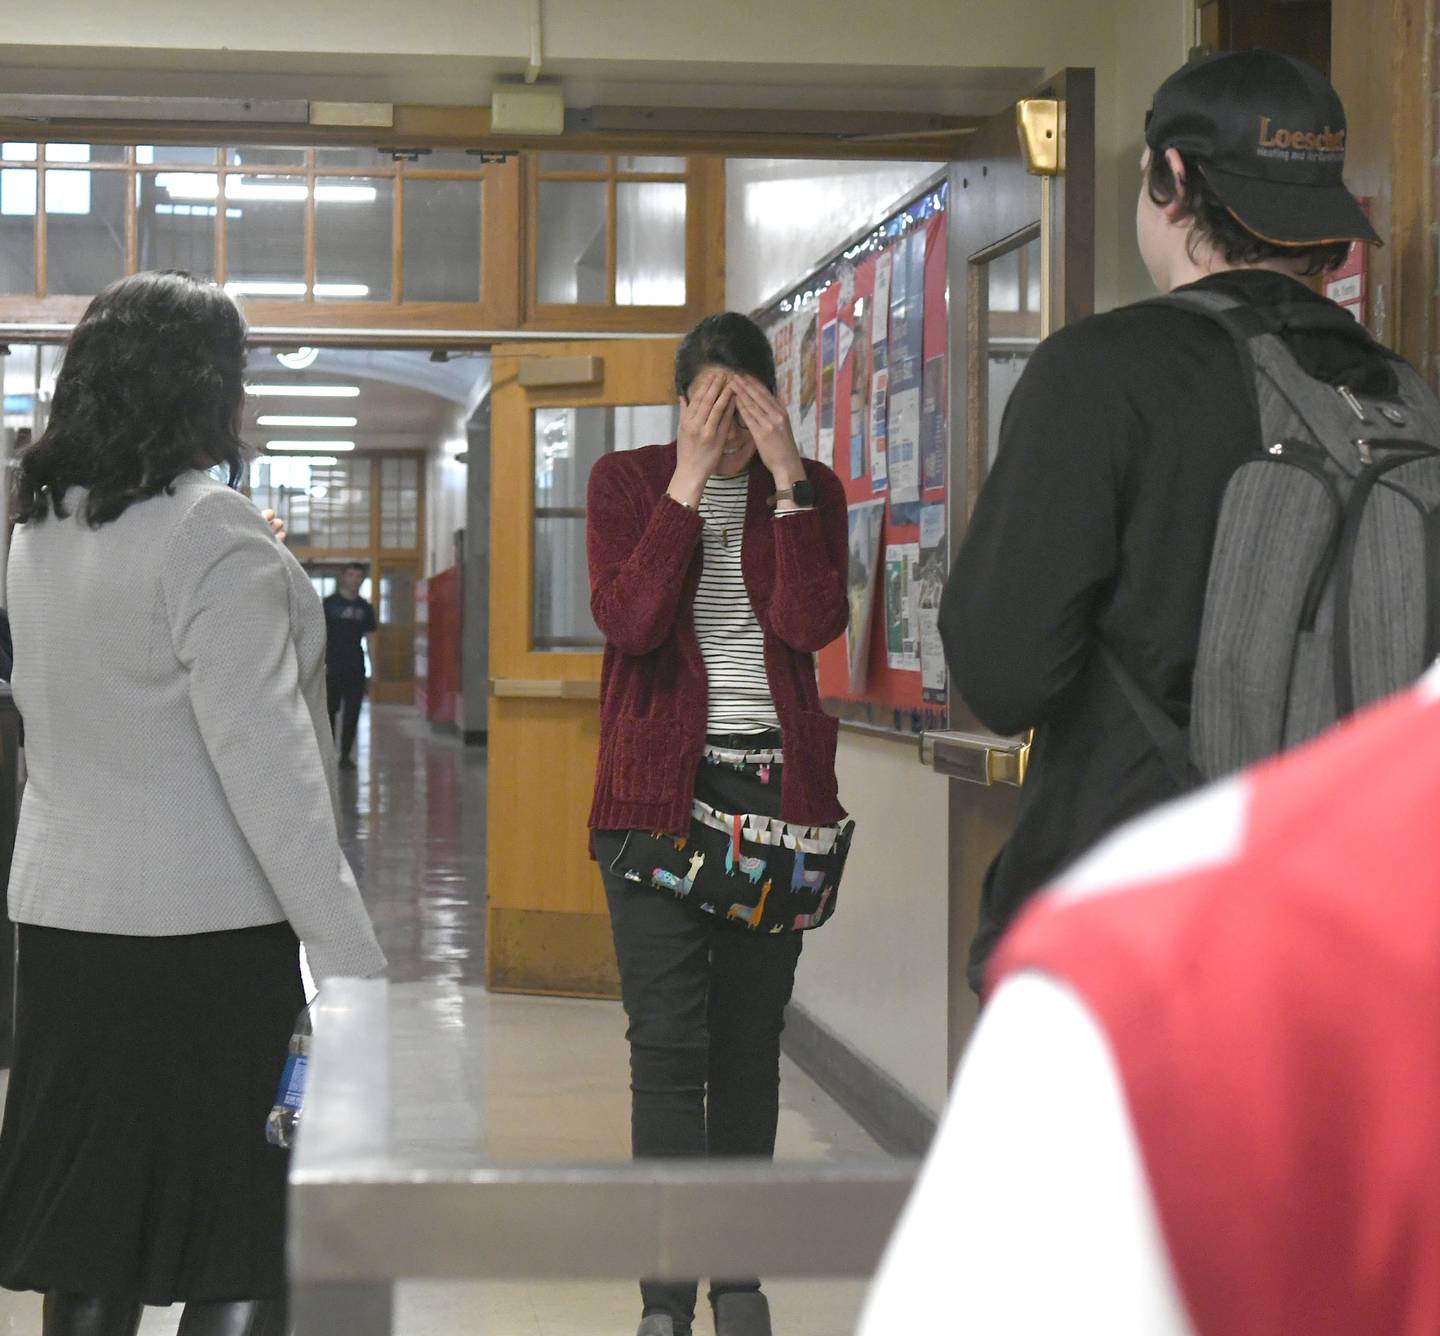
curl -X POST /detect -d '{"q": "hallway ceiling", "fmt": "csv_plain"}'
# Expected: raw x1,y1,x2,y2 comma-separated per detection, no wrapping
244,347,489,457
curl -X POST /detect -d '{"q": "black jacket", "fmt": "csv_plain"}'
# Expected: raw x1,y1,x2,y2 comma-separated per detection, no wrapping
941,270,1401,990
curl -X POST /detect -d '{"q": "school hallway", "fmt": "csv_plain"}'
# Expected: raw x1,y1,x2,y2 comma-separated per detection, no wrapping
0,704,883,1336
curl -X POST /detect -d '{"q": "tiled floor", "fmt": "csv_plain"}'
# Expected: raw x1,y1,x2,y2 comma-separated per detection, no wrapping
0,705,884,1335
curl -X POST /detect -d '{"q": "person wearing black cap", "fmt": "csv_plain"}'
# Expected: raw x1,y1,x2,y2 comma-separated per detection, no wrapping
938,49,1395,994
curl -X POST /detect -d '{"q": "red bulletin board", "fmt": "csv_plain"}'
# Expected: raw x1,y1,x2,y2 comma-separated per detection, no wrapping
812,210,949,735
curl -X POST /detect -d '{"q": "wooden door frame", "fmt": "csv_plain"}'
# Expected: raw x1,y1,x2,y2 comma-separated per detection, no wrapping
1331,0,1433,378
942,69,1095,1071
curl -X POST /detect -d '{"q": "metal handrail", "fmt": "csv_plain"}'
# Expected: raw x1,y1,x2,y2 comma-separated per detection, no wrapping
289,980,918,1334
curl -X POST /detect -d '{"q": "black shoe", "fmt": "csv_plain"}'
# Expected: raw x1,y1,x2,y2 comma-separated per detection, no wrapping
714,1293,772,1336
339,757,358,771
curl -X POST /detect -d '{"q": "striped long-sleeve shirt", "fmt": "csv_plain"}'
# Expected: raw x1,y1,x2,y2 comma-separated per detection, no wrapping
696,471,780,733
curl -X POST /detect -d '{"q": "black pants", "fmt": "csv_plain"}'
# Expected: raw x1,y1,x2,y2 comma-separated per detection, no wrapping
325,673,366,761
594,736,802,1331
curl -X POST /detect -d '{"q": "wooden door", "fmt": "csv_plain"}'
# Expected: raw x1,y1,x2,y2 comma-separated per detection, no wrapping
486,339,680,996
929,70,1095,1066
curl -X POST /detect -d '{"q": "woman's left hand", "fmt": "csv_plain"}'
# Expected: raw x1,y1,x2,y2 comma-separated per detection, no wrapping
731,375,806,486
261,509,288,545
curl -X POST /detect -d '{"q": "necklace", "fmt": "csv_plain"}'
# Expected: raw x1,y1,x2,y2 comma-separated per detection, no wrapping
701,476,746,550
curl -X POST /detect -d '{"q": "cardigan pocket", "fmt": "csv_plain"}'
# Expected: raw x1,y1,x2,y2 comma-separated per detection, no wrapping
612,715,691,805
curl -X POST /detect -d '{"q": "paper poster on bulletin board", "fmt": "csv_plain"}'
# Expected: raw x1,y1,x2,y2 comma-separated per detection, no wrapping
755,176,950,736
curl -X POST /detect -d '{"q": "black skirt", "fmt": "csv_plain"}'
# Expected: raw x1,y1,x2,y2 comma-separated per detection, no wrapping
0,920,304,1304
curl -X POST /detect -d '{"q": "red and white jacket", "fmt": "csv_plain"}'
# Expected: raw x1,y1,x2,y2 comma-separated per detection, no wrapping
864,667,1440,1336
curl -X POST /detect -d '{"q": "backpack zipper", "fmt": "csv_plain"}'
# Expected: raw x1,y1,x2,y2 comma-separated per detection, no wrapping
1337,385,1369,421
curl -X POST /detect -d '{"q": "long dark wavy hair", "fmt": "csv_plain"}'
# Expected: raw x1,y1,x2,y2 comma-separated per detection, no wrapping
14,271,249,527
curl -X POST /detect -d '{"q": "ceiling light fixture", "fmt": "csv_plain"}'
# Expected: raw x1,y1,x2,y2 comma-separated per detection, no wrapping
256,414,358,427
275,347,320,370
264,441,355,452
246,385,361,398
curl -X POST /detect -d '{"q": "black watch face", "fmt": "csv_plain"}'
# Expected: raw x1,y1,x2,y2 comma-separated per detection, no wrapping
791,480,817,506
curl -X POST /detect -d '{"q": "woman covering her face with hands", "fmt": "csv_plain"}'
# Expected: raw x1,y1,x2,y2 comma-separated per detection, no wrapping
586,312,851,1336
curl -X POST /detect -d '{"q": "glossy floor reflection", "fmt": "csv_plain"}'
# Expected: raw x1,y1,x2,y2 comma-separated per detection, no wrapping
0,705,884,1335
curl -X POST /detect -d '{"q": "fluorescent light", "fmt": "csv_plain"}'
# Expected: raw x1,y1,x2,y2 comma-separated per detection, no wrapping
246,385,360,398
154,176,375,205
265,441,355,452
257,414,357,427
227,281,304,297
224,281,370,300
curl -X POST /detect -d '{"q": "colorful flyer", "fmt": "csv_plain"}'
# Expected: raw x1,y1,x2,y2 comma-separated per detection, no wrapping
886,230,925,517
917,502,948,701
870,367,889,490
871,251,892,373
796,308,819,458
884,541,921,672
920,354,948,493
849,296,872,482
845,499,886,693
818,317,838,467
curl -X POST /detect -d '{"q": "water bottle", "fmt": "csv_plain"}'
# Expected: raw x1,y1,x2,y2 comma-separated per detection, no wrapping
265,1005,313,1149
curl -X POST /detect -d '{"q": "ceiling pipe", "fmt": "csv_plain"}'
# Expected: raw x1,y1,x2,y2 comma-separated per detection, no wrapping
525,0,544,84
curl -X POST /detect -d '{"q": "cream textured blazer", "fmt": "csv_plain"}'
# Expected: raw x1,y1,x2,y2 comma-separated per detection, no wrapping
6,469,386,982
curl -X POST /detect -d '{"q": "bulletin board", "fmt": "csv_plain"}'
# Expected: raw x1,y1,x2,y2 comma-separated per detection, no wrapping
755,177,950,737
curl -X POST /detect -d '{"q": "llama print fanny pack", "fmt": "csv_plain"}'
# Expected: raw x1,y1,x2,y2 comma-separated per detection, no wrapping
607,743,853,933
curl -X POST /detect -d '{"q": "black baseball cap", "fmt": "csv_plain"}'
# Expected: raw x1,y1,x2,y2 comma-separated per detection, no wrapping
1145,49,1380,248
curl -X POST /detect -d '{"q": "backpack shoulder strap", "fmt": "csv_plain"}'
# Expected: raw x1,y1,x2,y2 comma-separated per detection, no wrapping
1097,643,1202,791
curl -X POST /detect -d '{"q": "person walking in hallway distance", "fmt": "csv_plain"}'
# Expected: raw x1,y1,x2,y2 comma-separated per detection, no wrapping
587,313,851,1336
0,271,386,1336
324,560,378,771
939,50,1400,993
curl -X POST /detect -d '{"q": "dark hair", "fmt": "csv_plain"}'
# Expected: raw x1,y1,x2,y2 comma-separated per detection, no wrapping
674,312,777,398
14,271,249,527
1147,150,1351,276
343,562,368,576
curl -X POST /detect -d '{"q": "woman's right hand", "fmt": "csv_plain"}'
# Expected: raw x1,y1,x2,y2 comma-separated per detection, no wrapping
668,369,735,508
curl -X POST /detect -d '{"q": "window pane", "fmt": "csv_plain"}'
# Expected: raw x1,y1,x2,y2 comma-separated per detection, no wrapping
0,190,34,291
136,146,219,166
406,150,488,172
381,455,420,549
225,146,307,168
617,155,685,173
2,144,37,162
534,518,600,648
402,178,482,302
136,173,219,277
987,247,1021,313
538,153,608,173
249,455,369,548
310,458,372,548
45,143,126,164
531,403,675,651
46,168,127,295
316,176,392,301
315,148,388,169
615,181,686,306
225,174,306,299
535,406,608,510
536,180,607,305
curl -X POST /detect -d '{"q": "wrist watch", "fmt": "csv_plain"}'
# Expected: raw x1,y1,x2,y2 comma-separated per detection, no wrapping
768,479,817,509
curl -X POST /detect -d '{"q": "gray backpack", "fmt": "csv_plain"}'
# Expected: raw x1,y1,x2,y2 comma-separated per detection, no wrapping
1106,288,1440,786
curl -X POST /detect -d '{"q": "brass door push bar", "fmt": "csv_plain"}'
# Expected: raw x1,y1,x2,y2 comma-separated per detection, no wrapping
920,730,1030,787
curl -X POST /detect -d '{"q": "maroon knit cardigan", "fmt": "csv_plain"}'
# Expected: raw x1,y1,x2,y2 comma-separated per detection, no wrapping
586,441,850,838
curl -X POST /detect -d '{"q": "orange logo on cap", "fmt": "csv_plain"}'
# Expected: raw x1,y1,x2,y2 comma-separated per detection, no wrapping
1258,117,1346,154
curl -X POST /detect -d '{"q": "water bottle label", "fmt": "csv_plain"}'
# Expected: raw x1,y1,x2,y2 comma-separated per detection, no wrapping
279,1054,308,1112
